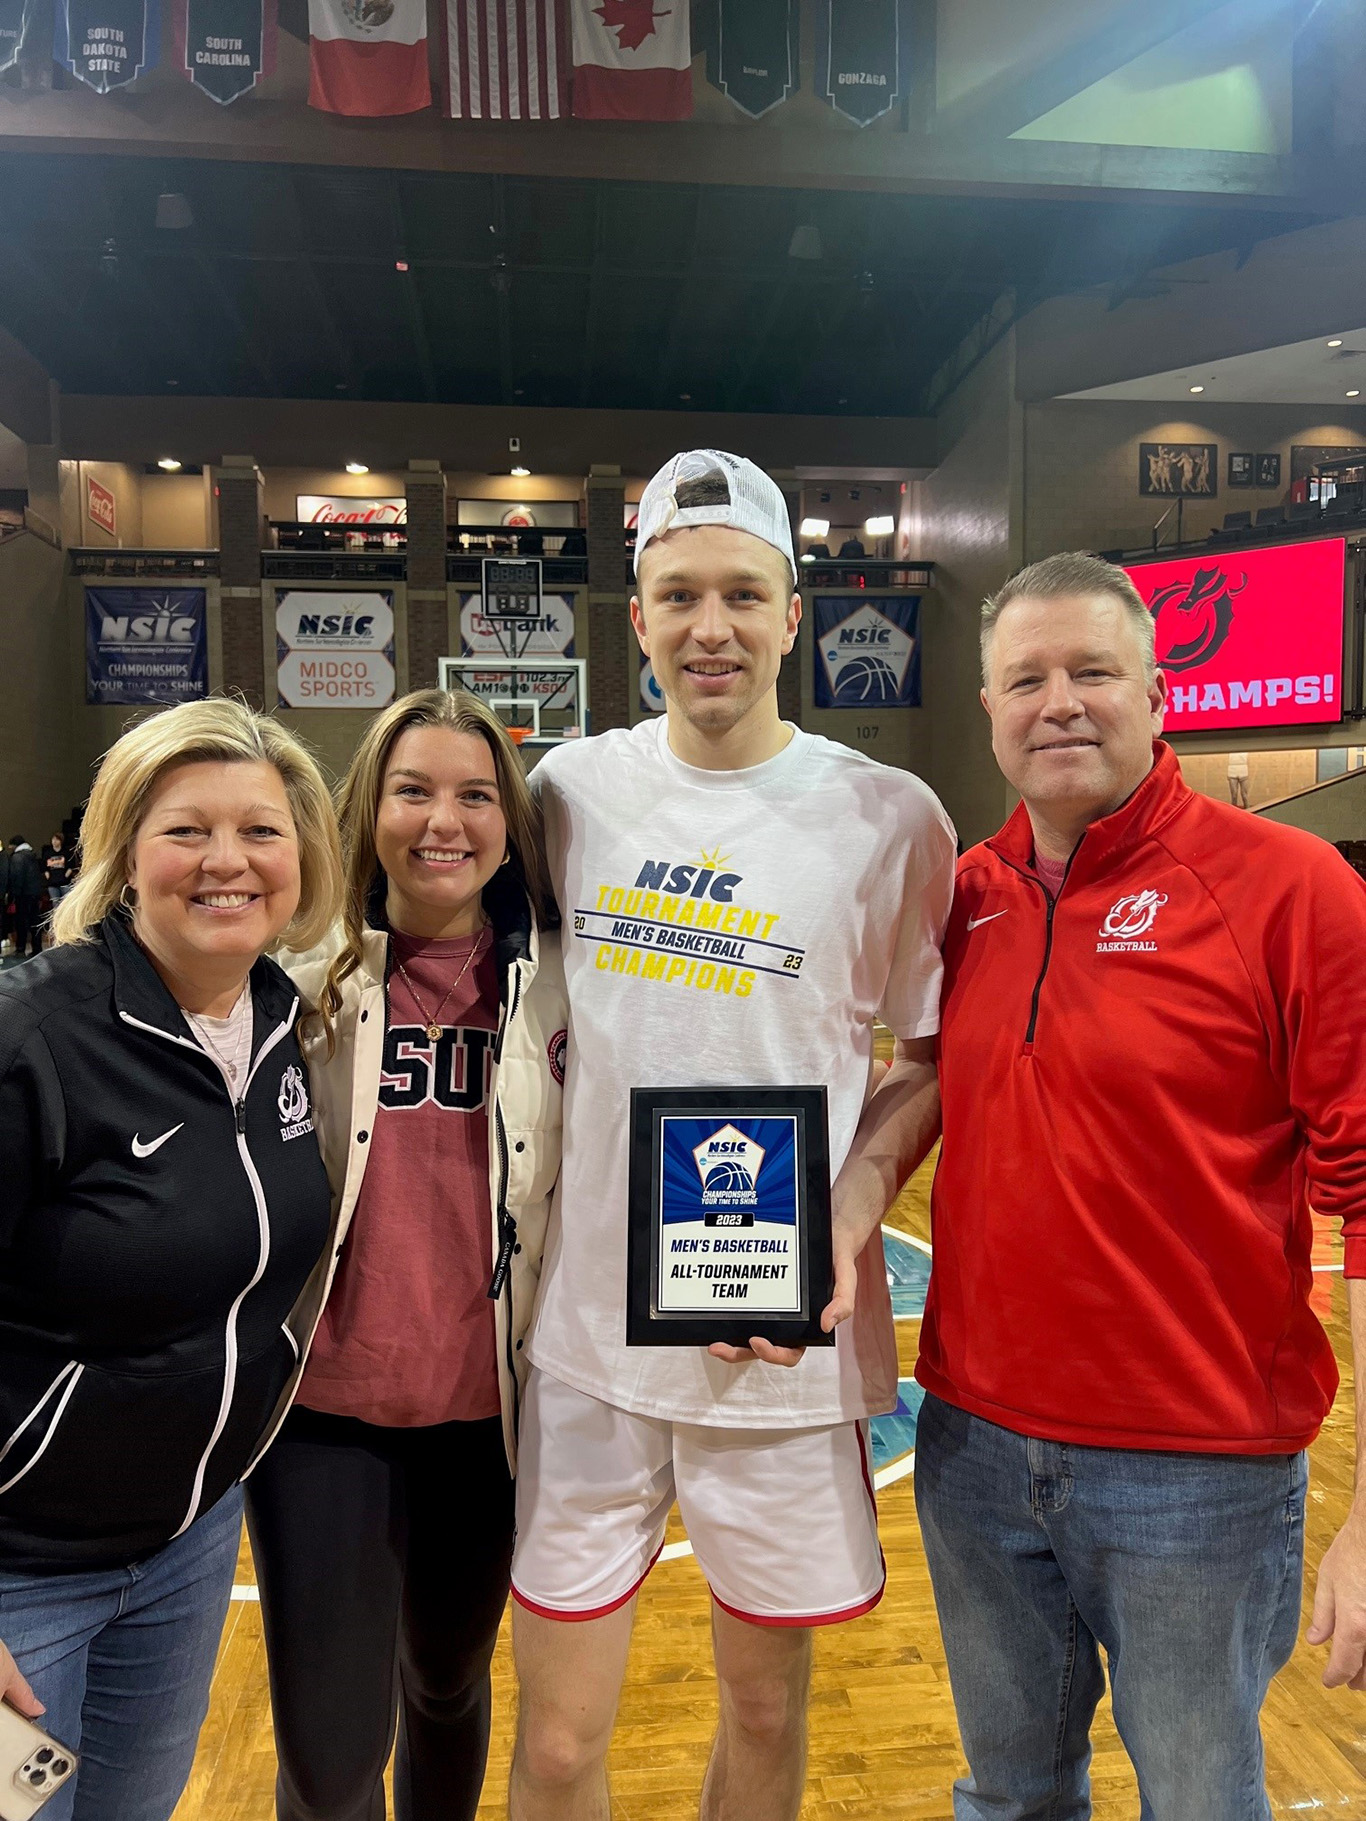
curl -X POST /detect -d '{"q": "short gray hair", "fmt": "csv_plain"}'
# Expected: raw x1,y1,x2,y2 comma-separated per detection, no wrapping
981,552,1156,687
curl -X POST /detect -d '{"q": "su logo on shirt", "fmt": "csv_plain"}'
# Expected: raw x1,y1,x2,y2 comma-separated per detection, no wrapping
379,1025,492,1112
1096,890,1168,955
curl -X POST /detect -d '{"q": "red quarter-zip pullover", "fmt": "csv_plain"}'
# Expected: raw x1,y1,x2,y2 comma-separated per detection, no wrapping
917,742,1366,1454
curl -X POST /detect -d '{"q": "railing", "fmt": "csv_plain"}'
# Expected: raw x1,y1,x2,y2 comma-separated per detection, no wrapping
447,554,588,587
797,558,935,590
262,548,407,582
69,548,220,577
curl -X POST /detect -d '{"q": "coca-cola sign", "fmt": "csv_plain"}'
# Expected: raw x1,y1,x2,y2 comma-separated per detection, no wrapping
295,495,406,525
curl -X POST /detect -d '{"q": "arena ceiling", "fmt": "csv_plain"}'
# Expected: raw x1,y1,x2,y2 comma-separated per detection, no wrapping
0,152,1324,418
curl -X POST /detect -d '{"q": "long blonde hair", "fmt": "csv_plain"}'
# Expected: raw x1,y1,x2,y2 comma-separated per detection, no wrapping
318,689,552,1037
53,698,343,952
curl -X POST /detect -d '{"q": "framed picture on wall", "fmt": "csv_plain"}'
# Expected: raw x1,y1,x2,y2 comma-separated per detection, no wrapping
1290,443,1366,482
1256,453,1282,488
1139,443,1217,497
1228,452,1254,488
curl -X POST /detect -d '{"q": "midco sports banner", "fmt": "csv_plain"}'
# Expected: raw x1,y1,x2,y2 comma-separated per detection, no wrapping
706,0,797,119
55,0,158,88
813,596,921,709
86,588,207,706
173,0,275,102
0,0,35,73
1125,538,1346,733
276,590,396,708
815,0,905,126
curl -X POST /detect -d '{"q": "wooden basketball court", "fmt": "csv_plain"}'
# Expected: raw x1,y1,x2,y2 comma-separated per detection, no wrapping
173,1147,1366,1820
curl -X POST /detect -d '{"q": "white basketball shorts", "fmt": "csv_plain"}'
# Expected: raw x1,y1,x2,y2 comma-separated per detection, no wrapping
511,1367,885,1627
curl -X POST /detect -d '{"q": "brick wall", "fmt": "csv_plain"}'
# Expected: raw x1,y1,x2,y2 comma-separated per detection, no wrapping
404,467,447,593
586,475,629,730
217,463,265,704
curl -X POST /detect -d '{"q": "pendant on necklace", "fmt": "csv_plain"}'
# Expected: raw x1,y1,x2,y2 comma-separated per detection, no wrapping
426,1023,443,1041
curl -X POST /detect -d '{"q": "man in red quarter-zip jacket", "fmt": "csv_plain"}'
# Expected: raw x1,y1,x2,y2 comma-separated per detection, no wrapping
914,551,1366,1821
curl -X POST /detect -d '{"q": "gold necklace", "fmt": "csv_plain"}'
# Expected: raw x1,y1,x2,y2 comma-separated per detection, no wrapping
394,926,489,1041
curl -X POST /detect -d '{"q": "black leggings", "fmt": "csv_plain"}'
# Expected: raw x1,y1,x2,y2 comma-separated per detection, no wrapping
246,1405,515,1821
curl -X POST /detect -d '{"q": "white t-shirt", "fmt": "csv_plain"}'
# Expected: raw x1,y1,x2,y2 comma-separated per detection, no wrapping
528,717,956,1428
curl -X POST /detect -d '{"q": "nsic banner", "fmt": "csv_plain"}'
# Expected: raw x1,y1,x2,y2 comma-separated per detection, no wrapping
1125,538,1346,733
0,0,34,72
815,0,906,127
706,0,797,119
56,0,158,90
276,590,396,709
173,0,275,102
460,592,575,657
86,588,207,706
814,596,920,708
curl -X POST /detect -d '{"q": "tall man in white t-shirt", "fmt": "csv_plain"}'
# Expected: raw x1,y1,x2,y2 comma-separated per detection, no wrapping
508,451,956,1821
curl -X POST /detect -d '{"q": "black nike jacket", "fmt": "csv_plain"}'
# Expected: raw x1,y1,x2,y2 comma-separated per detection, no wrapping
0,913,331,1571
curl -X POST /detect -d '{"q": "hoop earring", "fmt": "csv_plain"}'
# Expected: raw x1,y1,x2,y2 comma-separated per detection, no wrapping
499,852,511,868
119,883,136,911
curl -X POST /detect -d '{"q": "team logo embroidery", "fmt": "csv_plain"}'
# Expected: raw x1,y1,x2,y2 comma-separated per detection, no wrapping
548,1029,567,1086
277,1065,314,1141
1097,890,1168,954
693,1125,765,1227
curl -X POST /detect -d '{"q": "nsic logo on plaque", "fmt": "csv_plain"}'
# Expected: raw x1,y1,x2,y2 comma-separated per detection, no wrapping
275,591,396,708
626,1086,833,1347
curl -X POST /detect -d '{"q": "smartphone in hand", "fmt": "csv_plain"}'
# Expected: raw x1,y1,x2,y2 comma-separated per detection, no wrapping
0,1704,78,1820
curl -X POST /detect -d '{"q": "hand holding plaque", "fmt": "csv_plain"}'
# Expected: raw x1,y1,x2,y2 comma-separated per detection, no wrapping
627,1087,834,1348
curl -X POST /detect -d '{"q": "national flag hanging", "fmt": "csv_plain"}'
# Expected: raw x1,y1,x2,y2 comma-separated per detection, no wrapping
446,0,568,120
0,0,34,73
569,0,691,121
308,0,430,114
815,0,906,127
55,0,158,89
173,0,275,101
706,0,795,120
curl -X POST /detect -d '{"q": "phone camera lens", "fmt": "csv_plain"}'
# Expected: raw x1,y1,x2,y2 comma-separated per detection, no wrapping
27,1769,44,1785
34,1749,52,1764
53,1760,69,1775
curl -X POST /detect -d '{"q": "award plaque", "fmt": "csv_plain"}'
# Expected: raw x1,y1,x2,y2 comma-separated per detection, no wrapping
627,1086,834,1348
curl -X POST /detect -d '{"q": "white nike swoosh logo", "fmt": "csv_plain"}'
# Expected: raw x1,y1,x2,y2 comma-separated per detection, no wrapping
966,911,1008,931
131,1123,185,1159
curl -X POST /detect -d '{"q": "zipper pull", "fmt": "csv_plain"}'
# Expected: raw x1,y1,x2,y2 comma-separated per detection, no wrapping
235,1096,247,1135
488,1214,517,1299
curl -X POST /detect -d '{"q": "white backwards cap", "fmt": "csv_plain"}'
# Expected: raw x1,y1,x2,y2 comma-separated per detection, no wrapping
633,449,795,582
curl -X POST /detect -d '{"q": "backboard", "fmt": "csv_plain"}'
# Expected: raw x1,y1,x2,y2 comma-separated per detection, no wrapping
439,656,587,746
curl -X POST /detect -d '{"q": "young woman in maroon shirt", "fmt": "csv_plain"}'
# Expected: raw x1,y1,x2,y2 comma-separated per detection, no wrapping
248,690,565,1821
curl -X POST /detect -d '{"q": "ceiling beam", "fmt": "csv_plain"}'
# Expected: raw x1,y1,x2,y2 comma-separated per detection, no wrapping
0,99,1326,213
932,0,1246,144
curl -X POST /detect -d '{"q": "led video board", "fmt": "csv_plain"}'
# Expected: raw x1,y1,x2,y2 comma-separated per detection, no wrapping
1125,537,1346,733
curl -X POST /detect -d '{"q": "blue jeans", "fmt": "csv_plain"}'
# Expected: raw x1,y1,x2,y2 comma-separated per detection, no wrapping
0,1485,242,1821
914,1394,1306,1821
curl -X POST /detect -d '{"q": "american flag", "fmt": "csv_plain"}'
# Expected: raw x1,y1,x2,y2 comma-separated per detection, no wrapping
447,0,568,119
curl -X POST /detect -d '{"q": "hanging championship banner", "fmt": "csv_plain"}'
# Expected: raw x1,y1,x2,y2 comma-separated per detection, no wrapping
815,0,905,127
173,0,275,101
706,0,796,119
0,0,35,72
813,596,921,708
86,589,208,707
55,0,159,89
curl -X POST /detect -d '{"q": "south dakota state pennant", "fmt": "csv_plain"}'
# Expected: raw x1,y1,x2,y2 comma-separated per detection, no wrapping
55,0,159,89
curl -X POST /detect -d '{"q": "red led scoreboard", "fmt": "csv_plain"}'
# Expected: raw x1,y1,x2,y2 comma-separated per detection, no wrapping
1123,537,1346,733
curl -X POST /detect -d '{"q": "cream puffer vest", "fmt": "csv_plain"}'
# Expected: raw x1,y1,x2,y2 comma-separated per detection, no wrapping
285,904,566,1474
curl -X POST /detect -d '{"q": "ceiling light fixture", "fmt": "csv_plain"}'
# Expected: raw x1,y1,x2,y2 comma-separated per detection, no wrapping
799,516,830,538
157,457,182,472
864,515,894,537
1329,338,1344,348
1189,384,1205,394
511,464,531,477
1348,390,1361,399
345,461,369,475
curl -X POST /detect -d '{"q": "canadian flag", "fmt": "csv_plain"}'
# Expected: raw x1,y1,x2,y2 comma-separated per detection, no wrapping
308,0,431,114
570,0,690,120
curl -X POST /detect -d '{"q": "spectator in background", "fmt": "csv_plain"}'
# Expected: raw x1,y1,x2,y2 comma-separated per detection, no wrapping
43,834,71,912
1227,751,1250,809
0,840,11,957
8,837,43,960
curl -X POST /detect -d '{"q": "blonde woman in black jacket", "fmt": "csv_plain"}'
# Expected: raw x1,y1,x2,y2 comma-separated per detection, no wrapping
0,698,341,1821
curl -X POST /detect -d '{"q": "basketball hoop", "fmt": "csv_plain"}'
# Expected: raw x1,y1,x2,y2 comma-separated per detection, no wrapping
507,725,530,745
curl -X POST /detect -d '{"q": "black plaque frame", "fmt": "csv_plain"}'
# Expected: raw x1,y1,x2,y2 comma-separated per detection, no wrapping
627,1085,833,1348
